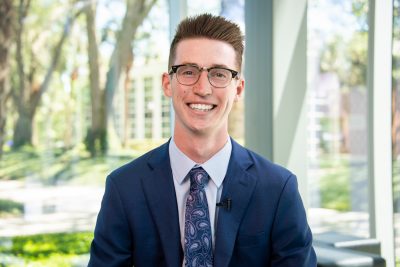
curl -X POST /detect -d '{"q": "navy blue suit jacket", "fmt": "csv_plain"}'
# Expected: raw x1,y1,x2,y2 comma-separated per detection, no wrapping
88,139,317,267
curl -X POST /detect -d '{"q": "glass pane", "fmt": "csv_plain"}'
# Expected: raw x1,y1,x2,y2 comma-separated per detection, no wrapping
0,0,170,265
187,0,221,16
393,0,400,265
0,1,246,265
307,0,370,238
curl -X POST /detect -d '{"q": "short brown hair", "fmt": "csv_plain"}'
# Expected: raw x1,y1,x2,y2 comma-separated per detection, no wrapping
168,14,244,71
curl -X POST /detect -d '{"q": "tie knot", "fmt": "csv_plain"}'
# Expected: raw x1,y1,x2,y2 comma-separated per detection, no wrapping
189,167,209,188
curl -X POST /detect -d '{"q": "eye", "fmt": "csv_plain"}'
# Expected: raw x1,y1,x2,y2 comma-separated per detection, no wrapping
178,66,198,77
215,72,227,78
182,70,194,76
210,69,229,79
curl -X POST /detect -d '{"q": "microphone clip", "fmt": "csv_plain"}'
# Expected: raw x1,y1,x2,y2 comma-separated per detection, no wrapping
216,198,232,211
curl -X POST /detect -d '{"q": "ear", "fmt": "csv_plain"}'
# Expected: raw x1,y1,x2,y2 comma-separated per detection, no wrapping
162,72,172,97
234,78,245,102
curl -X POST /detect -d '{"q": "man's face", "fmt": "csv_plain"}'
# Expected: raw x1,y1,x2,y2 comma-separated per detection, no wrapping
162,38,244,138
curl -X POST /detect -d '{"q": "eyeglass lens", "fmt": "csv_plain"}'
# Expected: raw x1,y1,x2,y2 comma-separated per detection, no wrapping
176,65,232,87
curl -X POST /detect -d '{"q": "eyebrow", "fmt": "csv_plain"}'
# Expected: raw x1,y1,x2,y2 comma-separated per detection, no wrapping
178,62,230,69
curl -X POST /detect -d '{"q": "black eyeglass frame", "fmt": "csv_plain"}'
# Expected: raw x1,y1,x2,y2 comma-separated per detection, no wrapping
168,64,240,88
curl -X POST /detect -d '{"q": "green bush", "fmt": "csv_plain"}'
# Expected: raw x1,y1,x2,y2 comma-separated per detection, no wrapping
0,199,24,217
0,232,93,261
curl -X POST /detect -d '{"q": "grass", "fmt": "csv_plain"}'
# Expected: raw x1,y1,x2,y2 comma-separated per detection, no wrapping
0,232,92,266
0,141,168,185
316,154,352,211
314,154,371,212
0,145,134,186
0,141,166,266
0,145,139,266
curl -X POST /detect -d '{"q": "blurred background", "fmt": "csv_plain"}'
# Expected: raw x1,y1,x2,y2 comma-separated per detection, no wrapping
0,0,399,266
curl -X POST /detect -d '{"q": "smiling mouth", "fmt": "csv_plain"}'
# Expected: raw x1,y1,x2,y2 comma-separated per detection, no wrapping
188,103,215,112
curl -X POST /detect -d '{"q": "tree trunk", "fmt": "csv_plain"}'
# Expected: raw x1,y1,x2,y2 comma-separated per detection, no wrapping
12,3,81,149
84,0,107,156
13,110,33,148
104,0,157,139
122,59,133,147
83,0,157,156
0,0,14,157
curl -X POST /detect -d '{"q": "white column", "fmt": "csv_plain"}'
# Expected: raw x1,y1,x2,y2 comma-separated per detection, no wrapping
367,0,395,266
135,77,145,139
168,0,187,135
244,0,273,159
169,0,187,40
245,0,308,202
273,0,308,204
153,74,162,139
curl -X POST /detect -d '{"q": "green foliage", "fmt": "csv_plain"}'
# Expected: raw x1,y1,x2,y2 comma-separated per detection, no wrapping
318,117,335,154
9,232,92,259
319,156,351,211
320,31,368,90
0,199,24,217
319,36,342,74
351,0,369,32
395,1,400,31
344,32,368,87
319,0,369,91
393,160,400,210
0,232,92,266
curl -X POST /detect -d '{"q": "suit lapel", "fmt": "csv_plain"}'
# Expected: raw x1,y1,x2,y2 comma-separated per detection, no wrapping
214,140,257,267
141,142,183,267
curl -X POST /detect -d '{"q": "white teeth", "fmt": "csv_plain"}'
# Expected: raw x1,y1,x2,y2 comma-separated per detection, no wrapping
189,103,214,111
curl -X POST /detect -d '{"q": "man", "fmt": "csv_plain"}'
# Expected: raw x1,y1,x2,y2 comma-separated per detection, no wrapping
88,14,316,267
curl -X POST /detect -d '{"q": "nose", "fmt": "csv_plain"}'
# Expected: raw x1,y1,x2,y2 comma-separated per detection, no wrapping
192,71,212,96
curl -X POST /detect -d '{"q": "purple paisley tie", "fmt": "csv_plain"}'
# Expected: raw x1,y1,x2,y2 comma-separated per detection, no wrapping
184,167,213,267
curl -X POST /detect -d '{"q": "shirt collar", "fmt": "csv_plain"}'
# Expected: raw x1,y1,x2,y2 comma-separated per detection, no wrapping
169,137,232,188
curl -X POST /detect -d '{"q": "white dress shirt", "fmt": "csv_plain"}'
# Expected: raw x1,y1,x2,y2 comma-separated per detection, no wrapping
168,137,232,253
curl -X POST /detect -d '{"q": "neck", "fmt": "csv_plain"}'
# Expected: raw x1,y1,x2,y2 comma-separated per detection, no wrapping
173,130,229,164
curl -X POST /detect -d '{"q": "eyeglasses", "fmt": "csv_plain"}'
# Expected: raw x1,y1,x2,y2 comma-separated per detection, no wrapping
169,64,239,88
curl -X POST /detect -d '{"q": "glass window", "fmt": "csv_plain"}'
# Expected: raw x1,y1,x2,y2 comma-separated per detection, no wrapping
393,0,400,264
129,80,136,139
0,1,247,265
307,0,370,238
161,94,171,139
144,77,154,139
0,0,170,266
